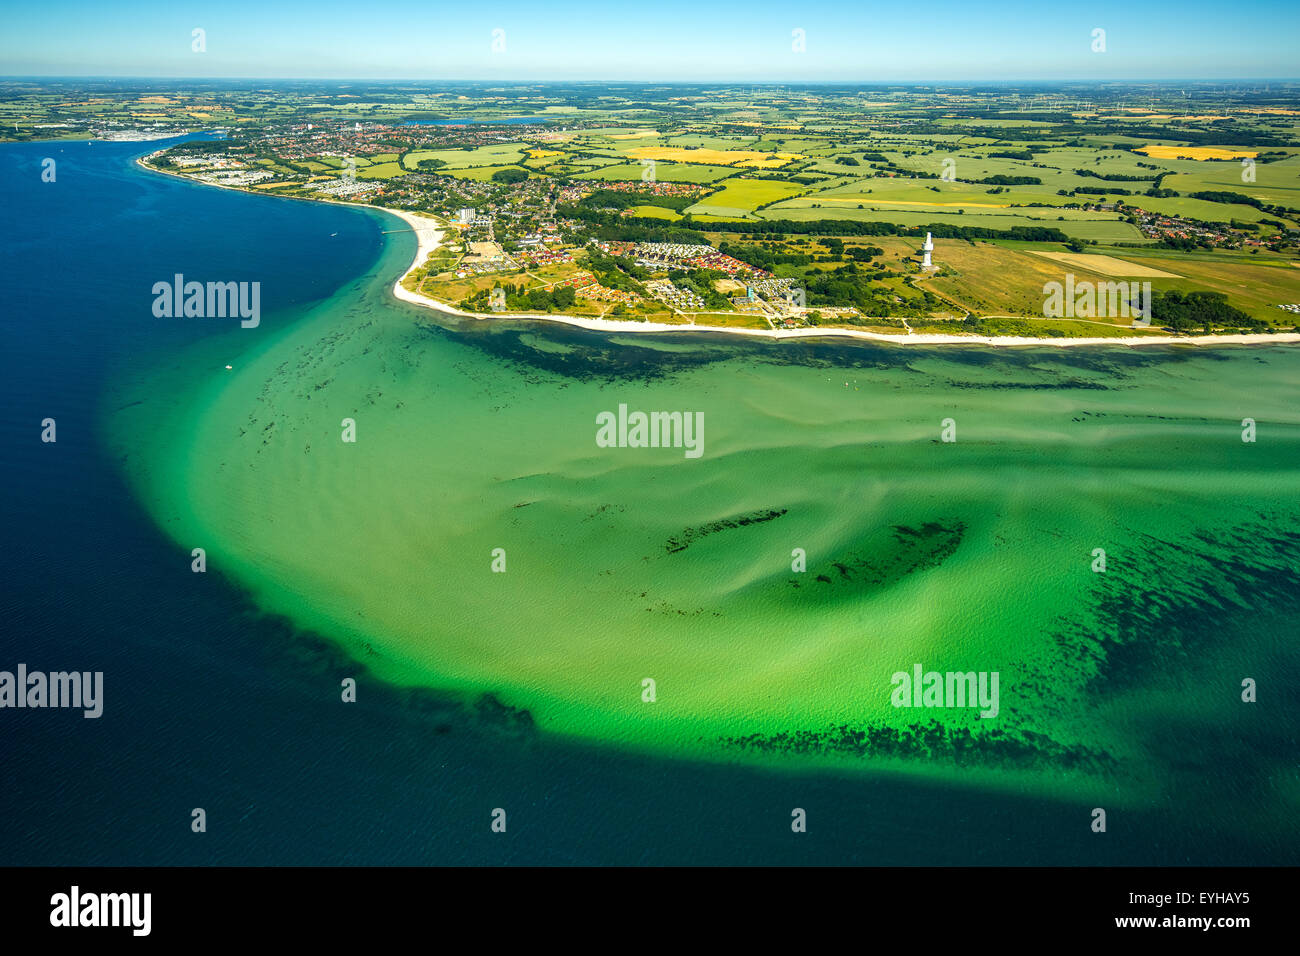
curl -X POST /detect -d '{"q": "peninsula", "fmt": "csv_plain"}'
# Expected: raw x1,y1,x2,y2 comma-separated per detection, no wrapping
101,81,1300,346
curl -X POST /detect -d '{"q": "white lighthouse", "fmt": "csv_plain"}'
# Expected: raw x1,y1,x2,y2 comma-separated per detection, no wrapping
921,232,935,271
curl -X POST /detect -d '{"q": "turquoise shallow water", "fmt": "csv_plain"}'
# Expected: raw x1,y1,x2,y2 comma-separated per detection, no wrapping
108,198,1300,815
3,138,1297,864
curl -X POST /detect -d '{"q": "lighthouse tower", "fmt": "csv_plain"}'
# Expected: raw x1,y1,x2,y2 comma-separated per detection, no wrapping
921,232,935,271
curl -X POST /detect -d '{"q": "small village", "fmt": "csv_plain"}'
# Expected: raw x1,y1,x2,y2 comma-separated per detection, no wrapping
1133,207,1279,250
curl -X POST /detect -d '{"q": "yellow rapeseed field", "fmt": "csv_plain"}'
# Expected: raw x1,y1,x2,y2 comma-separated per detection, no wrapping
628,146,803,168
1136,145,1258,160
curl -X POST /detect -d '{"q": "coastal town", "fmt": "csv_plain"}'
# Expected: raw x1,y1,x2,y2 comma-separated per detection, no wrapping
116,83,1300,339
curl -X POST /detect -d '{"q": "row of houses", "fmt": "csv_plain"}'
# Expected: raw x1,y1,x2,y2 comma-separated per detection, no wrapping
577,283,640,305
551,271,596,290
1134,208,1272,248
645,279,704,311
633,242,713,264
590,240,637,257
514,247,573,266
748,277,800,299
594,180,707,197
685,249,771,278
312,178,380,198
197,169,274,187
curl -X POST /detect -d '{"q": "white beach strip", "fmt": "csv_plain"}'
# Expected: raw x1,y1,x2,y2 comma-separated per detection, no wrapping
383,208,445,280
132,164,1300,352
380,209,1300,348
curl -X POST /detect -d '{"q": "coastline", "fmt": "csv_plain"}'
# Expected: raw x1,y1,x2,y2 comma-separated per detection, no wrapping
137,156,1300,349
380,207,1300,348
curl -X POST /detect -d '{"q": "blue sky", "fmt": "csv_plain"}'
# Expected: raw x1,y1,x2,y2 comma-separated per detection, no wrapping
2,0,1297,80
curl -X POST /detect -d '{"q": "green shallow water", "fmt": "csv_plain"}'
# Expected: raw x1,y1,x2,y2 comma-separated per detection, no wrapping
108,213,1300,808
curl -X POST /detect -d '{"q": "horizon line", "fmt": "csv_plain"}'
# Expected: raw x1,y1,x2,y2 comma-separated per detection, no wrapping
4,75,1300,86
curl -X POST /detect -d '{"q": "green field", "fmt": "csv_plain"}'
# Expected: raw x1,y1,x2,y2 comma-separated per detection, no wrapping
686,178,806,216
441,164,537,182
356,161,405,179
575,162,736,183
760,202,1143,241
626,205,681,220
811,177,1074,208
917,238,1300,323
402,143,527,169
1130,255,1300,321
1161,155,1300,212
